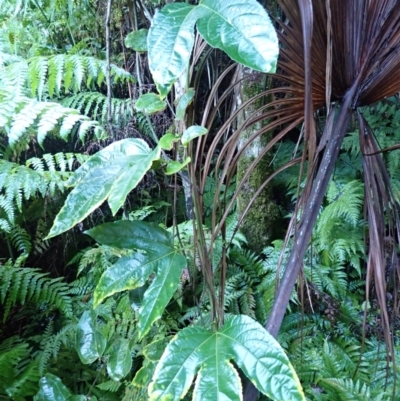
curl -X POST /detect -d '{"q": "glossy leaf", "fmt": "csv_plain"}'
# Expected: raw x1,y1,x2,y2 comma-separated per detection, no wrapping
87,221,187,338
159,132,180,150
143,338,169,361
92,253,154,309
125,29,148,52
175,88,195,121
135,93,167,114
132,362,156,388
148,3,206,98
149,315,305,401
86,220,172,251
34,374,71,401
75,310,107,364
107,338,132,381
46,139,160,238
137,250,184,338
181,126,208,146
165,157,191,175
197,0,279,73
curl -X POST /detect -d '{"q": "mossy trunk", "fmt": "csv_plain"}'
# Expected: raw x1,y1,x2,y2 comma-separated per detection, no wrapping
236,69,279,254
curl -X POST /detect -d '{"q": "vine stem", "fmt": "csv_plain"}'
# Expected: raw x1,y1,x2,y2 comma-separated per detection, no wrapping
105,0,113,129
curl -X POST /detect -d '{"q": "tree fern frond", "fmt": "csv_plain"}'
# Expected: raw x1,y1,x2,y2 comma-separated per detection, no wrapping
5,95,106,146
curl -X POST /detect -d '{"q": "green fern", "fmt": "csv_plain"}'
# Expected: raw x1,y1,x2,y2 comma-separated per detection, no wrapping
62,92,133,126
0,156,79,233
0,261,73,321
316,378,390,401
1,54,134,99
0,90,106,147
0,337,40,400
38,322,76,375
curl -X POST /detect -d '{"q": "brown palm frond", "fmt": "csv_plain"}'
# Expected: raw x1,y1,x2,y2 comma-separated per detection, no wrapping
265,0,400,339
186,0,400,345
242,2,400,400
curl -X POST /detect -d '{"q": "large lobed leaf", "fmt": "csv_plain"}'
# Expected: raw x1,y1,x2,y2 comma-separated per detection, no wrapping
148,3,204,98
196,0,278,73
46,139,160,239
86,221,186,338
148,315,305,401
148,0,278,98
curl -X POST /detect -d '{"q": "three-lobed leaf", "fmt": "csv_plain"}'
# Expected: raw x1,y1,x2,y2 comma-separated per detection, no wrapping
148,0,279,98
149,315,306,401
148,3,206,98
86,221,186,338
46,139,160,238
196,0,278,73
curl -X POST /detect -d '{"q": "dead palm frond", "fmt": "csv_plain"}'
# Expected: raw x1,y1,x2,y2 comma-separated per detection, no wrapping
187,0,400,347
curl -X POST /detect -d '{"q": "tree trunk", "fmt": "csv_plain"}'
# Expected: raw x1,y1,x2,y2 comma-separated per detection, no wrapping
237,69,280,253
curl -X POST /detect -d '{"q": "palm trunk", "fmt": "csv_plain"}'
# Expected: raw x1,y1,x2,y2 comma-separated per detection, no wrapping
244,84,356,401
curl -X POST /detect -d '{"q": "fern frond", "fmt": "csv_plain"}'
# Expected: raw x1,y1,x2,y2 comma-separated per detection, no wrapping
0,262,73,321
2,53,134,98
38,322,76,375
0,158,75,231
62,92,133,126
318,378,389,401
96,380,122,392
7,225,31,257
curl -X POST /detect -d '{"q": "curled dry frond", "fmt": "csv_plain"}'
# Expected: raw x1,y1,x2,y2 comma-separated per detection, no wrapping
187,0,400,349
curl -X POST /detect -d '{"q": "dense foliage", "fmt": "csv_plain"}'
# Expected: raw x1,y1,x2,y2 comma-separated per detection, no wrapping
1,1,400,401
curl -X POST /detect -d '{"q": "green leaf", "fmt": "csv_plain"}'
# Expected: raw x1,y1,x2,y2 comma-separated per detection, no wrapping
132,362,156,388
137,250,185,338
125,29,149,52
159,133,180,150
34,374,71,401
46,139,160,238
181,125,208,146
92,253,154,309
175,88,195,121
107,338,132,381
75,310,107,364
148,3,207,98
143,338,169,361
197,0,279,73
135,93,167,114
148,315,305,401
165,157,191,175
86,220,173,251
87,221,187,338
